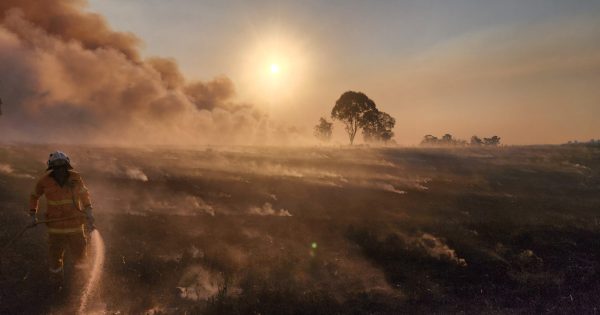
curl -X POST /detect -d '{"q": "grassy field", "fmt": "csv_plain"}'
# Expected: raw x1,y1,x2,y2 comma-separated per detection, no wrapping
1,144,599,314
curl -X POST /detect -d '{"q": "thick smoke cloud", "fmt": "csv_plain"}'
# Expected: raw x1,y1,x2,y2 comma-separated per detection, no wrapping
0,0,141,61
0,1,302,145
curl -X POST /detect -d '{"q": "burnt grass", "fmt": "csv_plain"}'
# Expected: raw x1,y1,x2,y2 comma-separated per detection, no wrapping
1,144,600,314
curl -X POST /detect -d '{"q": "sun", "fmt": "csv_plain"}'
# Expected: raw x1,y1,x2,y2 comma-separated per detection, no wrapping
238,31,312,103
270,63,280,74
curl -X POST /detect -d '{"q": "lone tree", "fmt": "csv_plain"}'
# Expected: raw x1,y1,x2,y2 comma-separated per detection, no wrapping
314,117,333,142
362,110,395,143
331,91,377,145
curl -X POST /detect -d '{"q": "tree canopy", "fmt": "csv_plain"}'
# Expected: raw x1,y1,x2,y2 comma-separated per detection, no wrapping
470,136,483,146
362,110,395,143
483,136,501,146
331,91,377,145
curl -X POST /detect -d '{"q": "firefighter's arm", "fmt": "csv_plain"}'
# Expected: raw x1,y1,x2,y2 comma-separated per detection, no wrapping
78,177,95,230
29,179,44,215
78,177,92,209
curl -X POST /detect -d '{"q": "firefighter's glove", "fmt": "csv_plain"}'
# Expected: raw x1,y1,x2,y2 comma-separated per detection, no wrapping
84,206,95,231
29,211,37,226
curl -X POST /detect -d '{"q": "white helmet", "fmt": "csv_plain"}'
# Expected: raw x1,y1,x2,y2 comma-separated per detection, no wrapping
47,151,72,170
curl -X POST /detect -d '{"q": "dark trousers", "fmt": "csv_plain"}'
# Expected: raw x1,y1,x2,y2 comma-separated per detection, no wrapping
48,230,87,275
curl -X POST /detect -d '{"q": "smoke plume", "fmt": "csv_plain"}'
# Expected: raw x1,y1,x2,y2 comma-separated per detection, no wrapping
0,1,298,145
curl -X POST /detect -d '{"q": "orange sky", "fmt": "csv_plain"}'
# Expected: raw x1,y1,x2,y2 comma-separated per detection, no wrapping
84,0,600,145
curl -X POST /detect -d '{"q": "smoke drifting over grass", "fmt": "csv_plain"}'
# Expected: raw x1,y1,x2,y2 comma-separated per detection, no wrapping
415,233,467,267
0,162,35,178
1,145,600,313
368,182,406,195
124,167,148,182
0,163,12,174
177,265,222,301
0,1,307,145
249,202,292,216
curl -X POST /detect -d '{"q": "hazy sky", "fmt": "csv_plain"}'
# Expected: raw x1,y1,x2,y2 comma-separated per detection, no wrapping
87,0,600,144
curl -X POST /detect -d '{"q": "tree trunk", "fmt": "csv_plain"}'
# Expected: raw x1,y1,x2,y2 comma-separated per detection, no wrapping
349,118,357,145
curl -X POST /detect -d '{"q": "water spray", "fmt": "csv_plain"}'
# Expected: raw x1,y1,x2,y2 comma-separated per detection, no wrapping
78,229,105,314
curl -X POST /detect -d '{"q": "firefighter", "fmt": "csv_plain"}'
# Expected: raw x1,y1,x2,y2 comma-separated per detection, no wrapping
29,151,95,288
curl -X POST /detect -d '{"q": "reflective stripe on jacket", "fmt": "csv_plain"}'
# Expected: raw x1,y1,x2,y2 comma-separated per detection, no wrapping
30,170,92,230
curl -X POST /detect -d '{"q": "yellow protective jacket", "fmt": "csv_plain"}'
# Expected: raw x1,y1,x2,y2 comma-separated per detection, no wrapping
30,170,92,233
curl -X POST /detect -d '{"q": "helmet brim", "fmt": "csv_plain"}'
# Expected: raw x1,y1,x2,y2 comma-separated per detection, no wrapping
46,161,73,170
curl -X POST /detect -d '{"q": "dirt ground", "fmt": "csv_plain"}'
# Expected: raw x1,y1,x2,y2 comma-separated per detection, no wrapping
1,144,599,314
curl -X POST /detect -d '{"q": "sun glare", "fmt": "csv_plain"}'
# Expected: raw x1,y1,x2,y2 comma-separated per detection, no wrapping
238,29,312,107
270,63,280,74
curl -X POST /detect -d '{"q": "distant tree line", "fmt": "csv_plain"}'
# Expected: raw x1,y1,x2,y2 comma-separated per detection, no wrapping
565,139,600,147
421,134,501,146
314,91,396,145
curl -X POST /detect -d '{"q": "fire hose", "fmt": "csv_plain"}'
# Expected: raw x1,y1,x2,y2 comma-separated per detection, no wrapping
0,215,86,258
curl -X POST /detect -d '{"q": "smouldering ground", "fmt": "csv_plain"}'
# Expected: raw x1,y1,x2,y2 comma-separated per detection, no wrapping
1,144,600,314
